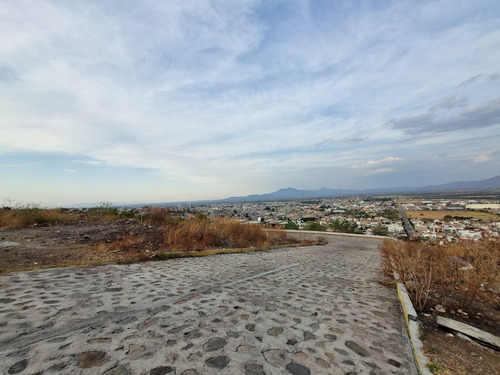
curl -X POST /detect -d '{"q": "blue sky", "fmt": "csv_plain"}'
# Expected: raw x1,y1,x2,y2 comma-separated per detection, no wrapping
1,0,499,206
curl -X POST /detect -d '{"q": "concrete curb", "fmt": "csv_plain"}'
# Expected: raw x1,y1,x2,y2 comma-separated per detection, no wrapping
395,279,433,375
278,229,389,240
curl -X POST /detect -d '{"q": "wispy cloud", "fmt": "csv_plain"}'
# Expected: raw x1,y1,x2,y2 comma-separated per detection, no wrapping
352,157,403,170
0,0,499,204
473,155,491,163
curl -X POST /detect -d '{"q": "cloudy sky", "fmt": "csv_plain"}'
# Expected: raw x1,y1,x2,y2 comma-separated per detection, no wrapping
1,1,499,206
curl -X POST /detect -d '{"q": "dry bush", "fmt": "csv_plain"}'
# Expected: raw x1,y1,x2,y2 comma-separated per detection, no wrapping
166,218,269,251
381,239,500,311
143,207,178,226
0,208,79,228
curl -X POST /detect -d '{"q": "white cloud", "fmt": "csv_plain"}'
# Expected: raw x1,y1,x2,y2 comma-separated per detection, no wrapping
352,157,403,170
473,155,491,163
1,0,499,204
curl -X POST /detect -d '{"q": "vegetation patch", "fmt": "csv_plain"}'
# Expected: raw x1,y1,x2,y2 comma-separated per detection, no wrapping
381,239,500,375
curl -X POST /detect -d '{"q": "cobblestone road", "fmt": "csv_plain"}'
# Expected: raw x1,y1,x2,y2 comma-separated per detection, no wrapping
0,235,417,375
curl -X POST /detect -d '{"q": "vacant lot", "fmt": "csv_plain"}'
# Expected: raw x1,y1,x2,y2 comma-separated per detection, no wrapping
404,210,499,221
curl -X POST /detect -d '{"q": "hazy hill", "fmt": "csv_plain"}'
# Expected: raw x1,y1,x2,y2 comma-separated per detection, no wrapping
222,175,500,202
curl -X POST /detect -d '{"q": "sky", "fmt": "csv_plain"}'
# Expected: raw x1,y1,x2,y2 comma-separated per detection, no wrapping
1,0,500,207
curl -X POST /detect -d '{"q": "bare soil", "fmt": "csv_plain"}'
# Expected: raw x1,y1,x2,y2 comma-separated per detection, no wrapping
421,313,500,375
0,220,167,273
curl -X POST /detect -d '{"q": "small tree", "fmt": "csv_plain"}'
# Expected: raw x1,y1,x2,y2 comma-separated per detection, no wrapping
284,220,299,230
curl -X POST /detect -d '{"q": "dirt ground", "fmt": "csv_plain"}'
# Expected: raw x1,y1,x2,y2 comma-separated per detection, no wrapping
404,210,499,221
0,220,167,273
421,314,500,375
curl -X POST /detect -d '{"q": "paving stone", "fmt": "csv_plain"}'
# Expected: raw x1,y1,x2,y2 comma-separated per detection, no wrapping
244,362,266,375
103,364,130,375
286,362,311,375
345,340,369,357
267,326,283,336
205,356,230,369
203,337,227,351
127,344,145,359
7,359,28,374
77,351,109,368
184,329,201,339
303,332,315,341
388,358,402,367
187,352,202,362
150,366,176,375
262,349,288,367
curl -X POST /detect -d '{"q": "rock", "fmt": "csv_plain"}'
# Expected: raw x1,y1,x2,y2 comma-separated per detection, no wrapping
188,352,202,361
181,371,198,375
227,331,240,338
309,322,320,331
246,324,256,331
103,364,130,375
263,349,288,367
286,362,311,375
457,333,472,341
267,327,284,336
8,359,28,374
238,345,252,354
203,337,227,351
388,358,401,367
315,358,330,368
434,305,445,313
77,351,109,368
303,332,315,341
205,356,229,369
150,366,176,375
138,317,159,331
244,362,266,375
287,339,298,346
345,341,369,357
184,329,201,339
127,344,146,359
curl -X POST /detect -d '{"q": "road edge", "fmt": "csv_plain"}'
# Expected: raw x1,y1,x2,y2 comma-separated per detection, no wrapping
395,279,433,375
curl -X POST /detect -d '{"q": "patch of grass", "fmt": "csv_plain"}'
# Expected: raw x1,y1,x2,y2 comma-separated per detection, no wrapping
426,345,438,354
428,361,443,374
419,325,428,341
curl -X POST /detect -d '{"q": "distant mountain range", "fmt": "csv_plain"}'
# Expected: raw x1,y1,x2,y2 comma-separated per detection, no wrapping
222,175,500,202
73,175,500,208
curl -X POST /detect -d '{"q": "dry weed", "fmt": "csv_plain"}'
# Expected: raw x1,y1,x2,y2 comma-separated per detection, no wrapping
381,239,500,311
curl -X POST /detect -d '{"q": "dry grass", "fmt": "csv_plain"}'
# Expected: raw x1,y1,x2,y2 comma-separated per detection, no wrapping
0,208,80,228
405,210,499,221
381,239,500,311
166,217,269,251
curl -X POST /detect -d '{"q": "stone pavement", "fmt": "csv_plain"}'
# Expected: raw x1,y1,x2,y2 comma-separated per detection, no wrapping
0,235,418,375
